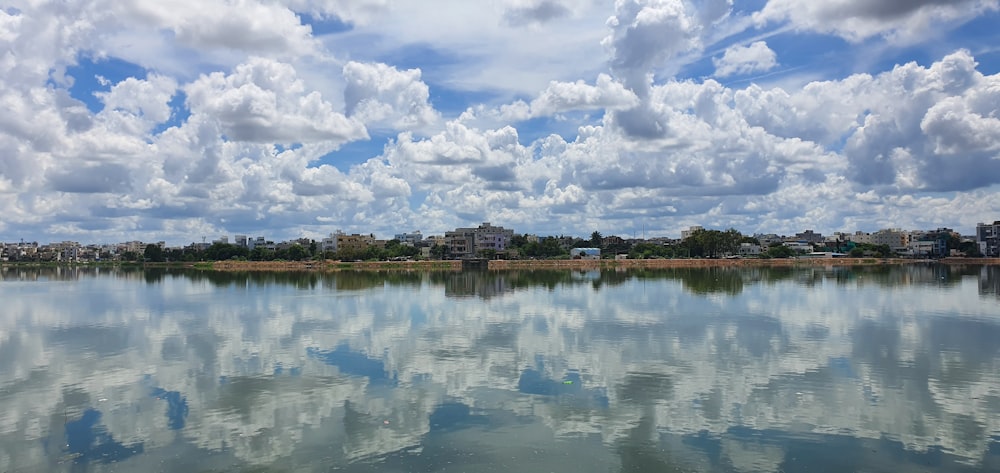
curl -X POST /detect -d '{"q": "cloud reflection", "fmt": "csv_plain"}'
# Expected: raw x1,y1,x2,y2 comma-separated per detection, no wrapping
0,265,998,472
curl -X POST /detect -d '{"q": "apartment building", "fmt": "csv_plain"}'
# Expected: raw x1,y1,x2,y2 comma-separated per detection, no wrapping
446,222,514,258
977,221,1000,257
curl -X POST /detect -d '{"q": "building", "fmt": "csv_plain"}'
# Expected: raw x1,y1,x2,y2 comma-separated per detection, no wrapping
337,233,376,254
794,230,824,244
908,228,954,258
235,235,248,248
870,229,909,251
977,221,1000,257
394,231,423,246
446,222,514,258
681,226,704,240
784,242,813,253
907,240,937,258
445,228,475,258
754,234,783,249
474,222,513,253
320,232,340,253
738,242,762,256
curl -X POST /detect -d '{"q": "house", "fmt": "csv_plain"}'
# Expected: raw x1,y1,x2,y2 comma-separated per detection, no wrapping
738,242,762,256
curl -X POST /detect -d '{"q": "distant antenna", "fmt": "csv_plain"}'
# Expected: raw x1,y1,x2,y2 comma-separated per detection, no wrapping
202,236,206,244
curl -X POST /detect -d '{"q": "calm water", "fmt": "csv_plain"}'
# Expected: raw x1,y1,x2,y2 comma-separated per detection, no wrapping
1,265,999,473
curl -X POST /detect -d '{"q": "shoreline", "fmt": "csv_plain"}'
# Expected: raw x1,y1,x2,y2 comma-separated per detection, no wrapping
202,256,1000,271
4,257,998,272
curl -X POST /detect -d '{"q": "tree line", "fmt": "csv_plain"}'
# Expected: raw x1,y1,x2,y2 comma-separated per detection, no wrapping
135,227,982,263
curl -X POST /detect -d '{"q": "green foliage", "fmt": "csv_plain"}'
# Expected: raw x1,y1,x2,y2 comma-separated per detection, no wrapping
958,241,982,257
120,251,140,262
518,237,568,258
628,242,675,259
590,231,603,248
430,244,448,260
285,244,309,261
203,243,249,261
679,228,743,258
143,244,165,262
849,243,893,258
249,247,274,261
767,245,794,258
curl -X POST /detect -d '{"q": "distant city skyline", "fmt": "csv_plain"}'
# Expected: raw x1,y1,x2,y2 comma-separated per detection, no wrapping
2,1,1000,245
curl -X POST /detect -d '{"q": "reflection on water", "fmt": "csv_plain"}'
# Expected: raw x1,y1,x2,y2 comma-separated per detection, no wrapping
1,265,999,472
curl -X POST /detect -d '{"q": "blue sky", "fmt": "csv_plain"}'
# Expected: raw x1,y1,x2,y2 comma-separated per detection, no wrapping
2,0,1000,245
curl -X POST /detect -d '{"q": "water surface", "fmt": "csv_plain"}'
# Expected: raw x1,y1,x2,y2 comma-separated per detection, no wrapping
1,264,999,472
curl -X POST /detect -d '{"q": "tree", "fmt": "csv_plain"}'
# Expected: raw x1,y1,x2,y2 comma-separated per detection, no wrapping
120,251,140,262
590,231,603,248
509,234,528,249
430,244,448,260
286,244,309,261
767,245,794,258
249,247,274,261
143,244,165,262
958,241,982,257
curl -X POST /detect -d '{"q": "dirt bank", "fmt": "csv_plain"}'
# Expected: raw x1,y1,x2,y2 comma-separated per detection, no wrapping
210,260,461,271
203,257,1000,272
488,257,911,270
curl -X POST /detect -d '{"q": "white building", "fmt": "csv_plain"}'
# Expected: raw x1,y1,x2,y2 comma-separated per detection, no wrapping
394,231,423,246
681,226,704,240
320,232,342,253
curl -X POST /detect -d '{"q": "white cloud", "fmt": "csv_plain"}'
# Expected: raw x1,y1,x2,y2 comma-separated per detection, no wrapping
530,74,639,116
184,57,367,144
713,41,778,78
342,61,438,130
107,0,320,56
95,74,178,134
754,0,1000,43
1,1,1000,243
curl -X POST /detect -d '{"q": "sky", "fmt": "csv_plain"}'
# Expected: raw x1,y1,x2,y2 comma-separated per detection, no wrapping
2,0,1000,245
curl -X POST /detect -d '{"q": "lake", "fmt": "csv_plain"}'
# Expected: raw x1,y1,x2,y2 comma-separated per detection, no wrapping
1,264,999,472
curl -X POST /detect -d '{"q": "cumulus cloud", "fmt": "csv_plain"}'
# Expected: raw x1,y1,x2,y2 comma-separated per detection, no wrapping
602,0,733,139
755,0,1000,42
185,58,367,144
1,0,999,244
713,41,778,78
342,61,438,130
108,0,319,56
836,50,1000,191
530,74,639,116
